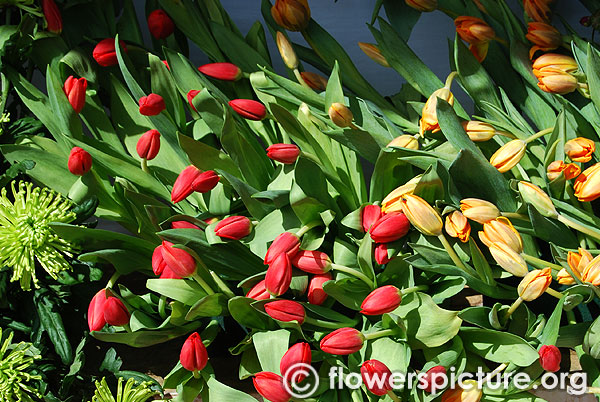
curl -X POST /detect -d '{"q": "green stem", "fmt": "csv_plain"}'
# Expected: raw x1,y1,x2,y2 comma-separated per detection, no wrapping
522,253,563,271
500,212,529,220
209,271,235,298
363,328,397,341
140,158,149,173
505,297,523,320
330,263,375,288
400,285,428,296
106,272,121,289
191,272,215,295
557,214,600,242
545,288,563,299
303,316,350,329
444,71,458,89
566,310,577,325
437,234,471,274
123,323,132,333
192,370,200,379
158,295,167,319
386,390,402,402
525,127,554,143
293,68,312,89
482,363,508,385
296,220,321,237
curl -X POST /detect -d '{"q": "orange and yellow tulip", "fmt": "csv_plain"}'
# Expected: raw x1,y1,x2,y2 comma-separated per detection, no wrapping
565,137,595,163
574,163,600,202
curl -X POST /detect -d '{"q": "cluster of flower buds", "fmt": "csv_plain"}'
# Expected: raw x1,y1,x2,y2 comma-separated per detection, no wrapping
454,16,495,62
88,289,130,331
361,204,410,264
171,165,220,203
533,53,580,95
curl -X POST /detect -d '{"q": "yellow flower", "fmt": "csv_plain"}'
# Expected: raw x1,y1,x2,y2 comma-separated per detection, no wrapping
574,163,600,202
518,268,552,301
517,181,558,218
489,242,529,277
399,194,443,236
445,211,471,242
564,137,595,163
479,217,523,253
460,198,500,224
358,42,389,67
489,139,527,173
419,87,454,136
388,135,419,150
461,120,503,142
276,32,298,69
381,175,422,213
582,254,600,286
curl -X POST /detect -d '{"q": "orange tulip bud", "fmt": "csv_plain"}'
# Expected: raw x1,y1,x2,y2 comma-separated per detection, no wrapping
490,139,527,173
405,0,437,12
582,255,600,286
547,160,581,181
420,87,454,136
518,268,552,301
517,181,558,218
329,103,354,128
455,16,495,44
300,71,328,91
381,175,422,213
489,242,529,277
557,269,575,285
532,53,578,75
574,163,600,202
271,0,311,32
536,68,578,94
276,32,298,69
461,120,503,142
358,42,389,67
460,198,500,224
523,0,553,23
445,211,471,242
558,247,590,284
565,137,595,163
469,41,489,63
398,194,443,236
388,134,419,149
526,22,562,58
479,217,523,253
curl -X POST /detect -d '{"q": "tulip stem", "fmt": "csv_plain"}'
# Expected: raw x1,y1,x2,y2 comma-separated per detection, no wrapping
525,127,554,143
330,263,375,288
303,316,351,329
567,310,577,325
123,323,131,333
522,253,563,271
437,234,471,275
500,212,529,220
401,285,428,296
364,329,398,341
158,295,167,319
557,214,600,242
192,370,200,379
191,272,216,295
505,297,523,320
545,288,563,299
293,68,312,90
482,363,508,385
296,221,321,237
106,272,121,289
140,158,149,173
209,270,236,298
444,71,458,89
386,390,402,402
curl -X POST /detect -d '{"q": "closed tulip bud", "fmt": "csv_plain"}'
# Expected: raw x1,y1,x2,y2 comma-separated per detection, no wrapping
253,372,291,402
171,166,220,203
88,289,108,331
568,248,591,280
152,244,167,276
171,221,201,230
536,68,578,94
198,62,242,81
381,175,422,213
68,147,92,176
358,42,389,67
361,360,393,396
291,250,332,274
369,212,410,243
147,9,174,39
524,0,552,23
42,0,62,33
214,216,252,240
461,121,502,142
280,342,312,383
300,71,328,91
320,327,365,355
180,332,208,372
547,160,581,181
527,22,562,58
582,255,600,286
405,0,437,12
360,285,402,315
469,41,489,63
420,87,454,136
93,38,127,67
139,94,165,116
361,204,382,232
104,296,130,326
398,194,443,236
136,129,161,160
229,99,267,121
246,280,271,300
187,89,201,112
518,268,552,301
460,198,500,224
161,241,196,278
374,243,391,265
557,268,575,285
518,181,558,218
489,242,528,277
479,217,522,253
574,163,600,202
308,273,332,305
445,211,471,242
419,365,447,393
271,0,310,31
565,137,595,163
276,32,298,69
441,380,482,402
267,143,300,164
265,300,305,324
533,53,578,74
539,345,561,372
160,266,181,279
490,139,527,173
455,16,495,44
265,232,301,264
329,103,354,128
388,134,419,149
265,253,293,296
63,76,87,113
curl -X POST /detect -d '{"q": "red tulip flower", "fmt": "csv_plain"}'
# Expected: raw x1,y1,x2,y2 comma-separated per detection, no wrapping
253,372,291,402
308,273,332,305
152,244,167,276
369,212,410,243
246,280,271,300
197,62,242,81
419,365,447,393
265,253,293,296
68,146,92,176
280,342,312,383
171,166,220,203
42,0,62,34
93,38,127,67
320,327,365,355
264,300,305,324
264,232,300,264
360,285,402,315
161,241,197,278
171,221,201,230
63,76,87,113
88,289,108,331
362,204,382,232
374,243,390,265
291,250,331,274
160,266,181,279
214,216,252,240
139,93,165,116
104,296,130,326
180,332,208,372
187,89,201,111
136,129,161,160
361,359,393,396
147,9,174,39
539,345,561,372
267,144,300,164
88,289,130,330
229,99,267,121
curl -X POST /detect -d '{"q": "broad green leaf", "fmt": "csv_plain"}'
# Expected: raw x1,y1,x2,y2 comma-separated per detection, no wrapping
460,327,538,366
253,329,290,375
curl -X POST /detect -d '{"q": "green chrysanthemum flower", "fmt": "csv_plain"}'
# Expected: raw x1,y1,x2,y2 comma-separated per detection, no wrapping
0,181,77,290
0,328,43,402
89,377,159,402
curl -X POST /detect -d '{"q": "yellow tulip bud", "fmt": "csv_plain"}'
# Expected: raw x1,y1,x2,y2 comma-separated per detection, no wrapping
461,120,502,142
454,16,495,44
276,32,298,69
574,163,600,202
419,87,454,136
329,103,354,128
564,137,595,163
582,255,600,286
358,42,389,67
526,22,562,58
445,211,471,243
517,181,558,218
441,380,482,402
518,268,552,301
489,139,527,173
547,160,581,181
489,242,529,277
381,175,422,213
568,248,592,280
405,0,437,12
479,217,523,253
388,135,419,150
535,68,578,94
532,53,578,74
271,0,311,32
460,198,500,224
557,268,575,285
398,194,443,236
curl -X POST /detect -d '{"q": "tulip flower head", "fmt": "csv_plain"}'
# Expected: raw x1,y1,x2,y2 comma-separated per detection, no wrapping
405,0,437,12
518,268,552,301
187,89,201,112
533,53,578,74
138,94,165,116
88,289,130,330
374,243,391,265
281,342,312,383
198,62,242,81
420,87,454,136
267,143,300,164
171,221,201,230
180,332,208,372
104,296,130,326
526,22,562,58
490,139,527,173
300,71,328,91
524,0,553,23
171,166,220,203
582,254,600,286
161,241,197,278
441,380,482,402
361,204,382,233
574,163,600,202
253,372,291,402
535,67,578,94
538,345,561,372
445,211,471,242
329,103,354,128
147,9,174,39
398,194,443,236
320,327,365,355
358,42,389,67
388,134,419,149
271,0,311,31
246,280,271,300
419,365,448,393
460,198,500,224
381,175,422,213
565,248,591,283
42,0,62,34
266,299,306,325
265,253,293,296
88,289,108,331
308,273,332,305
229,99,267,121
136,129,161,160
454,16,495,44
264,232,301,264
518,181,558,218
479,217,523,253
488,242,528,277
68,146,92,176
276,32,299,69
63,76,87,113
369,212,410,243
360,359,393,396
461,121,503,142
547,160,580,181
565,137,595,163
214,216,252,240
360,285,402,315
93,38,127,67
152,244,167,276
291,250,332,274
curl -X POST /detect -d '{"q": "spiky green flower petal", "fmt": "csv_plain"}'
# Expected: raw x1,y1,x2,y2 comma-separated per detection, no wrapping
0,181,76,290
89,377,159,402
0,328,43,402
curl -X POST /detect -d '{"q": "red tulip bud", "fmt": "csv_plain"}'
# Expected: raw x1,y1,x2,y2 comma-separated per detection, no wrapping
147,9,174,39
214,216,252,240
136,129,161,160
361,359,393,396
63,76,87,113
160,266,181,279
42,0,62,33
265,253,293,296
539,345,561,372
139,93,165,116
265,300,305,324
68,146,92,176
171,166,220,203
192,170,220,193
171,221,201,230
362,204,382,232
374,243,390,265
320,327,365,355
360,285,402,315
369,212,410,243
198,62,242,81
152,244,167,276
88,289,107,331
180,332,208,372
161,241,197,278
253,372,291,402
264,232,301,264
267,143,300,164
187,89,201,112
246,280,271,300
419,365,447,393
93,38,127,67
280,342,312,383
104,296,130,326
229,99,267,121
308,273,331,305
290,250,331,274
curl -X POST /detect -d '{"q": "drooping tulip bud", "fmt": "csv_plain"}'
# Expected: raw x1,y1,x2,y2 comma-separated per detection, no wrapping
265,300,305,323
229,99,267,121
139,94,165,116
171,221,201,230
369,213,410,243
361,204,382,233
63,76,87,114
398,194,443,236
271,0,311,32
533,53,578,74
265,232,301,264
565,137,595,163
198,62,242,81
536,68,578,94
547,160,581,181
214,216,252,240
267,143,300,164
440,380,482,402
388,134,419,149
246,280,271,300
88,289,108,331
308,273,332,305
147,9,174,39
419,366,448,393
445,211,471,243
276,32,299,69
374,243,391,265
405,0,437,12
518,181,558,218
526,22,562,58
574,163,600,202
68,146,92,176
280,342,312,383
300,71,328,91
518,268,553,301
42,0,62,34
454,16,495,44
419,86,454,136
265,253,293,296
291,250,332,274
136,129,161,160
329,103,354,128
479,217,523,253
320,327,365,355
253,372,291,402
180,332,208,372
161,241,196,278
582,255,600,286
171,166,220,203
488,242,528,277
461,121,503,142
524,0,552,23
93,38,127,67
358,42,389,67
187,89,201,112
361,360,393,396
104,296,130,326
539,345,561,372
360,285,402,315
489,139,527,173
460,198,500,224
381,176,422,213
152,244,167,276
